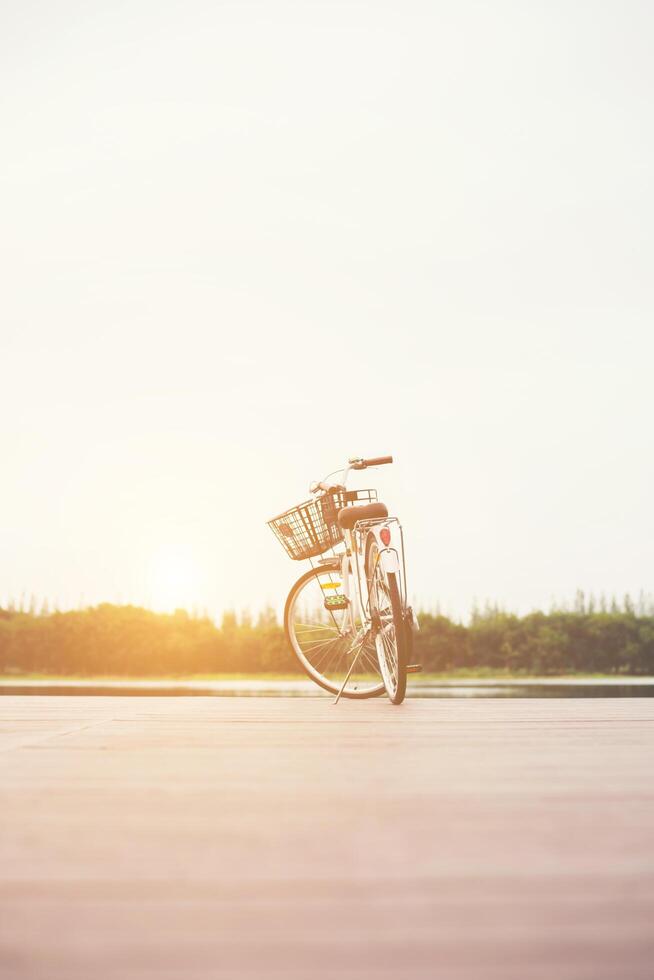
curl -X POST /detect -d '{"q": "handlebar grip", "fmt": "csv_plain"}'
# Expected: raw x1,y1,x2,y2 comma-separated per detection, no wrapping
363,456,393,467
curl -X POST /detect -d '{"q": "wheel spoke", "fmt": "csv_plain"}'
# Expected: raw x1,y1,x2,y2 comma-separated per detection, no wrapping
298,635,341,650
294,621,341,631
313,641,347,673
381,628,398,676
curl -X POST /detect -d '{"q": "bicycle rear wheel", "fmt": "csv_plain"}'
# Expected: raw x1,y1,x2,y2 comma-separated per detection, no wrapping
284,561,385,699
366,537,407,704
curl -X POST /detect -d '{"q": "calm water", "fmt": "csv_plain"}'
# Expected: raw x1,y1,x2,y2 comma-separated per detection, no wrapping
2,679,654,698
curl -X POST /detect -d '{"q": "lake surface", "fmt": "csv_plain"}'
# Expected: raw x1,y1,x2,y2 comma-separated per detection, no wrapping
2,678,654,697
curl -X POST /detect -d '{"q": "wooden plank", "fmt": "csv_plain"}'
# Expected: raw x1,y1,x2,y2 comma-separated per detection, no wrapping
1,697,653,979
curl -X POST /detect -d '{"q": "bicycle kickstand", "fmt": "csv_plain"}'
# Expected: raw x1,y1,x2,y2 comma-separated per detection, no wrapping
333,638,366,706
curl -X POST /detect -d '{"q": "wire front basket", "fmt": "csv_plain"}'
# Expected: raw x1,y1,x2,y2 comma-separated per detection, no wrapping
268,488,378,561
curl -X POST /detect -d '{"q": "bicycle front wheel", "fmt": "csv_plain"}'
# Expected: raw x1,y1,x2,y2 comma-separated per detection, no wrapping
284,561,385,699
366,537,407,704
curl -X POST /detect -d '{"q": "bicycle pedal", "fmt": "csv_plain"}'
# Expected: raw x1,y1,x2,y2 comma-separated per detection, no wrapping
406,664,422,673
324,596,349,611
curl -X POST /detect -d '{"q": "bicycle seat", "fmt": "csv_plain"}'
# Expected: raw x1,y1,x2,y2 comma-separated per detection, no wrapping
337,502,388,530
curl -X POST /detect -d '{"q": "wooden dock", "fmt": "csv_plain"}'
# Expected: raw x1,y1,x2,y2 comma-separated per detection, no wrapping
1,696,653,979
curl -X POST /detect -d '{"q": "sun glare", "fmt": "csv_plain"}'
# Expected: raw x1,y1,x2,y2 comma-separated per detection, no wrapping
147,548,201,613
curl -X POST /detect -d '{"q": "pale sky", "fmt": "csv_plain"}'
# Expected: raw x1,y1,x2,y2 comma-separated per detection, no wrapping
2,0,652,621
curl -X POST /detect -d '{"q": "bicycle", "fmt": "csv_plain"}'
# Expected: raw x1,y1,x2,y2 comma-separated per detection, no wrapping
267,455,419,704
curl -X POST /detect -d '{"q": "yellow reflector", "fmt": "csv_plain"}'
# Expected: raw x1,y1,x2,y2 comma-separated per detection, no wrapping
320,582,342,590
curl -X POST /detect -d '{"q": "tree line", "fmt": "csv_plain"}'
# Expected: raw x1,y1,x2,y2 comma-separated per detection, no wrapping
1,594,653,676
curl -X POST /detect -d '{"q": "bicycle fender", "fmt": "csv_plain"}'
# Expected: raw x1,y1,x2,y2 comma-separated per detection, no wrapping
380,548,400,574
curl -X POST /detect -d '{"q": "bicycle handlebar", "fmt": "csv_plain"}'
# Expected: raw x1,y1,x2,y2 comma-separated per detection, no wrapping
350,455,393,470
310,456,393,495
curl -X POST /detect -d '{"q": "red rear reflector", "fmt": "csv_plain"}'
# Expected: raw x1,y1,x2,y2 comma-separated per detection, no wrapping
380,527,391,546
